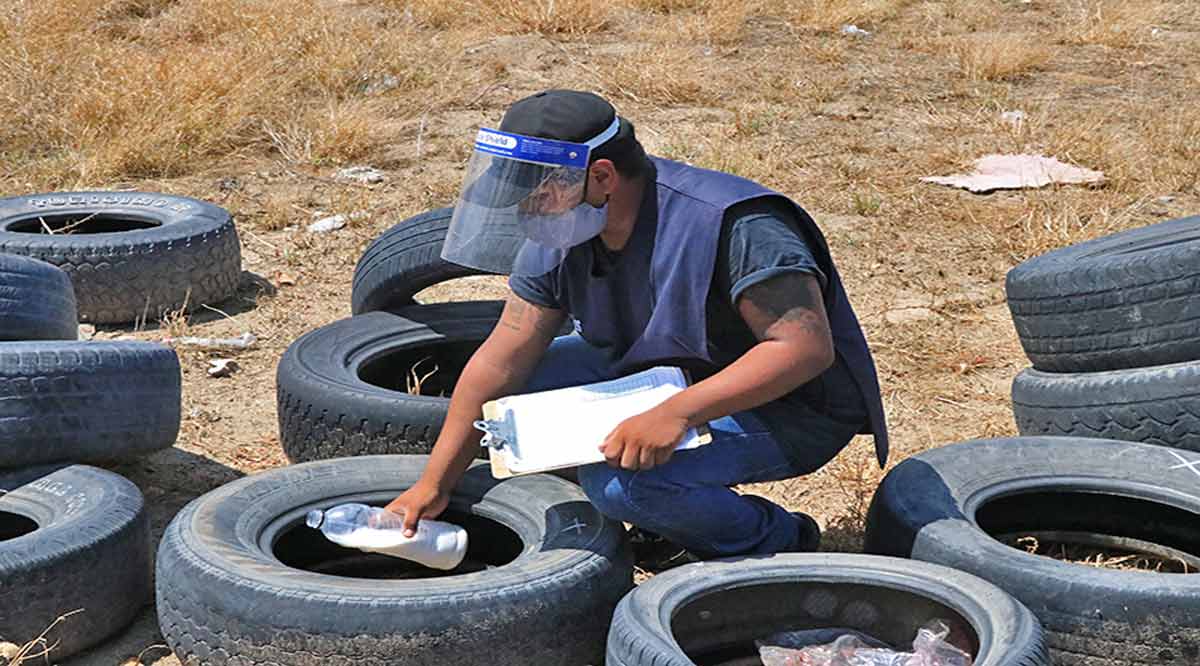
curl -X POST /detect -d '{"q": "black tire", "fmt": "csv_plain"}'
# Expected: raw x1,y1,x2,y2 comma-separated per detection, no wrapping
0,253,78,340
864,436,1200,665
607,553,1048,666
0,192,242,324
276,301,501,463
1013,364,1200,452
0,341,181,468
352,208,504,314
156,455,633,666
1006,215,1200,372
0,464,151,659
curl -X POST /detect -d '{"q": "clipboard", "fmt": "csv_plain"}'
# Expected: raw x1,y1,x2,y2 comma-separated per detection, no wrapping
480,367,712,479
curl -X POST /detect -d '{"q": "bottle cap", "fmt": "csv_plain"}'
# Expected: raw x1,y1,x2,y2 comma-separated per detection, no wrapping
305,509,324,529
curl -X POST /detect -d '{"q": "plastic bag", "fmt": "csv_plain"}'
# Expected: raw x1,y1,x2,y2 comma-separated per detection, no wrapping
757,620,973,666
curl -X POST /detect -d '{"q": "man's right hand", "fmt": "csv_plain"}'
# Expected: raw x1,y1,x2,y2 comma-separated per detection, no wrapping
385,481,450,537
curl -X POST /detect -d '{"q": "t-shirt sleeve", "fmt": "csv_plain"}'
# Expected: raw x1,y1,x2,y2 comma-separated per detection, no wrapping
508,273,561,309
722,198,827,306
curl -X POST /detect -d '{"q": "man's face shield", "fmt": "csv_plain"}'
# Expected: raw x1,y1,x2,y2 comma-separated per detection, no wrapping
442,119,620,277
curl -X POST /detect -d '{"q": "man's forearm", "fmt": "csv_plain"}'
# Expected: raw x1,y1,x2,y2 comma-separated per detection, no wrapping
657,340,833,428
420,347,539,491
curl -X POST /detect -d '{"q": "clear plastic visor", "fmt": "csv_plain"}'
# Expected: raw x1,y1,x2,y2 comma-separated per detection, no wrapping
443,150,589,276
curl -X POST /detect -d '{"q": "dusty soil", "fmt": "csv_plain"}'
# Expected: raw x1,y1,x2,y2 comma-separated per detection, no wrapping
0,1,1196,664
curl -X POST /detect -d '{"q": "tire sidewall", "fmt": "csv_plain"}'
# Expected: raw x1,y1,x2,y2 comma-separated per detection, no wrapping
0,192,230,248
159,455,629,635
869,437,1200,623
609,554,1045,666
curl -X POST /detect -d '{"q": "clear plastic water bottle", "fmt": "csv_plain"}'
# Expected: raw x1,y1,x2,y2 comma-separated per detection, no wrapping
306,503,468,571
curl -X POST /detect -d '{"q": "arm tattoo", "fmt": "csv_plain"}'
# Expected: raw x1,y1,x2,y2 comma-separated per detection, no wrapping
500,296,527,332
500,294,561,338
742,274,830,338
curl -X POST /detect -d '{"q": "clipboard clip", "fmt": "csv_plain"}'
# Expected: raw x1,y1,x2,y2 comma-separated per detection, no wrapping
473,419,508,451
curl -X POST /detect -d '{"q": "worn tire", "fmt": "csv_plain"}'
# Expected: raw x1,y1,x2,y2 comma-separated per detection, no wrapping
0,192,241,324
351,208,505,314
0,253,78,340
0,465,151,659
1013,364,1200,452
607,553,1048,666
1006,215,1200,372
865,436,1200,665
277,301,501,463
0,341,181,468
156,455,633,666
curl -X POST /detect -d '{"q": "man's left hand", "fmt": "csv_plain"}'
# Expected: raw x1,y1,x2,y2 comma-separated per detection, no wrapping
600,406,689,471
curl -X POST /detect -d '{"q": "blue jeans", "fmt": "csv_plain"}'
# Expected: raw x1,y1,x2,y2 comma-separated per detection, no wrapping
524,334,845,558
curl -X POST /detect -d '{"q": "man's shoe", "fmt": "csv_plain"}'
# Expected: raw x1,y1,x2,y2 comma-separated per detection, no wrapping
791,512,822,552
628,527,702,573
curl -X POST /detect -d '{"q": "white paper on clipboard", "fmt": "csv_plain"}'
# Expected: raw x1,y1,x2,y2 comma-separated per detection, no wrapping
478,366,712,478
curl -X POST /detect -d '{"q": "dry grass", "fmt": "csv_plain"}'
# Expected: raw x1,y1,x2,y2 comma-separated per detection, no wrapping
825,450,887,536
402,0,613,33
0,0,447,186
0,610,83,666
1009,534,1195,574
785,0,913,32
603,45,718,106
951,34,1053,81
1057,0,1168,48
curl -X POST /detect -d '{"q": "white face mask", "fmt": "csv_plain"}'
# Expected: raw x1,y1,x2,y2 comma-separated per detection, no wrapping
518,202,607,250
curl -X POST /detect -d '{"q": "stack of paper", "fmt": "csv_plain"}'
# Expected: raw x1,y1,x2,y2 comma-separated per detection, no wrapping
479,366,711,477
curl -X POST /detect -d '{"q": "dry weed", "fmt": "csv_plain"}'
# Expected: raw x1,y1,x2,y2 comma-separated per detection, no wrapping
0,610,83,666
1010,534,1193,573
487,0,614,34
1002,196,1140,262
602,45,716,106
159,291,193,338
1058,0,1166,49
624,0,703,12
785,0,912,32
1040,111,1149,192
680,0,762,46
823,447,886,540
951,34,1052,81
400,0,613,33
0,0,446,185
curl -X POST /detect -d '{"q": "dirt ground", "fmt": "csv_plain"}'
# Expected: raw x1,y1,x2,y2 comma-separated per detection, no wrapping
1,0,1197,664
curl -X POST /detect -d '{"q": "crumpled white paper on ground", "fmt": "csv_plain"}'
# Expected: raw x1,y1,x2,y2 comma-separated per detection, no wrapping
922,154,1104,193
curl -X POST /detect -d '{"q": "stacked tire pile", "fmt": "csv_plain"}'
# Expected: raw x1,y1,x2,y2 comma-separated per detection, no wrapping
865,215,1200,665
1007,214,1200,453
0,192,241,659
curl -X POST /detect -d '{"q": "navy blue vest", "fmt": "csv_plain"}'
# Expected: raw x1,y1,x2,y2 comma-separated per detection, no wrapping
544,157,888,465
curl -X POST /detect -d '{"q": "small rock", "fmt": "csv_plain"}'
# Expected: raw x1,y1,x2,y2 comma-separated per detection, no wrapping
815,100,872,120
1,642,21,660
840,24,871,37
1000,110,1026,127
1157,195,1176,204
208,359,239,378
885,307,937,325
363,74,401,95
216,176,242,192
308,215,347,233
78,324,96,340
335,166,385,184
275,272,298,287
